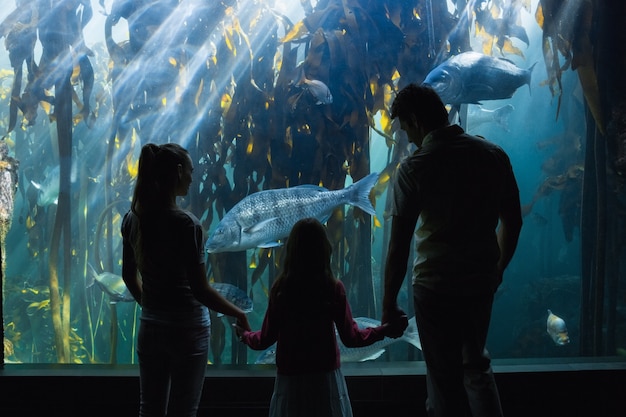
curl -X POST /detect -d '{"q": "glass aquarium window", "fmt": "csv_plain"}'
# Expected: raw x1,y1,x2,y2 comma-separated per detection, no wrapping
1,0,625,366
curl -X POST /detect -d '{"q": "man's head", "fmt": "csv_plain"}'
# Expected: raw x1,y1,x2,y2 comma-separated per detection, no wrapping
391,84,449,146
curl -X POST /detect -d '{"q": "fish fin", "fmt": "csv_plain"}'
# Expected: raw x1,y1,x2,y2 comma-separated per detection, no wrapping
510,24,529,45
244,217,279,234
465,84,496,99
526,62,537,94
358,349,386,362
30,180,42,190
347,172,379,216
86,263,98,289
292,184,327,191
257,241,282,248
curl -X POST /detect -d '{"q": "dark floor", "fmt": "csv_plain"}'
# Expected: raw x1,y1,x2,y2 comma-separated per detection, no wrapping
1,359,625,416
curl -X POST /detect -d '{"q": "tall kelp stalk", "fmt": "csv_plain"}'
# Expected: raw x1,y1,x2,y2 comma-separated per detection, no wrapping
34,0,94,363
579,0,626,356
44,65,73,361
45,63,73,363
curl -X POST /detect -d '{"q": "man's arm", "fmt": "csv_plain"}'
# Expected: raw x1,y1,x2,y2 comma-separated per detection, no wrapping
382,215,416,334
496,197,523,284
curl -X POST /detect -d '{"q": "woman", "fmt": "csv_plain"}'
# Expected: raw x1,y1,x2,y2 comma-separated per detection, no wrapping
122,143,250,416
235,217,406,417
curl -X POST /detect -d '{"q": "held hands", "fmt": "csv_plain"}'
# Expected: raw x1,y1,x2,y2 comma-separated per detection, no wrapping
237,314,251,332
233,312,251,341
382,304,408,339
381,314,409,339
232,321,249,342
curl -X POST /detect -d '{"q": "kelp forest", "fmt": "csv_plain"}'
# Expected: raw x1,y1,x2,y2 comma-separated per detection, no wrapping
1,0,625,366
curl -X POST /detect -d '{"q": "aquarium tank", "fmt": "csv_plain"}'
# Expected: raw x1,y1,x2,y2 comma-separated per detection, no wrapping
0,0,625,367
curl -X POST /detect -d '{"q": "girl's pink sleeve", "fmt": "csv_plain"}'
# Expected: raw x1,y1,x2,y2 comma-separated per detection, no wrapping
334,281,385,348
241,297,279,350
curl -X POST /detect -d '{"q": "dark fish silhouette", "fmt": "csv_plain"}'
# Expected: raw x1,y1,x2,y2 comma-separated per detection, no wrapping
423,51,535,106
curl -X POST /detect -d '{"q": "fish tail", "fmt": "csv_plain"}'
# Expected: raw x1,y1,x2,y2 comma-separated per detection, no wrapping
347,172,379,216
494,104,514,131
86,263,98,289
527,62,537,95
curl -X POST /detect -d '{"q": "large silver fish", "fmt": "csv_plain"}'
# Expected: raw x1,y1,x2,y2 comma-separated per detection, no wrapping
205,172,379,253
423,51,534,106
254,316,421,364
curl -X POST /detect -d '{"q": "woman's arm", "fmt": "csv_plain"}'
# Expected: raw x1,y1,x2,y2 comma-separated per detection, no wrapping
121,221,142,305
188,262,251,331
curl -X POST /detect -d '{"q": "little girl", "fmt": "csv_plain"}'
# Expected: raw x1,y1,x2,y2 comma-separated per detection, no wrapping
235,217,407,417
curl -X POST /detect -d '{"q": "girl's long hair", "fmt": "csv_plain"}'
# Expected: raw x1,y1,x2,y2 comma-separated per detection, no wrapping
130,143,189,268
270,218,337,312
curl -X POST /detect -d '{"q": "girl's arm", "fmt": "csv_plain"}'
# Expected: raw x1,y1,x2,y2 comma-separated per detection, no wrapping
334,281,387,348
234,296,280,350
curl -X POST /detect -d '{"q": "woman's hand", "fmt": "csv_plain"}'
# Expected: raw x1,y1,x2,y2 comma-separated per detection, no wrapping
232,321,249,343
235,313,251,332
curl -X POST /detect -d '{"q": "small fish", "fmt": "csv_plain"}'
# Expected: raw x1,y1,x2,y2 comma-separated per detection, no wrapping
546,309,570,346
254,316,421,364
30,159,77,207
423,51,535,106
299,78,333,105
467,104,515,132
212,283,254,316
87,264,134,303
206,172,379,253
30,166,59,207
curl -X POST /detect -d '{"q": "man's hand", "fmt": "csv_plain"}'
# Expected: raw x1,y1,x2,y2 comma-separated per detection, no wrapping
382,304,408,338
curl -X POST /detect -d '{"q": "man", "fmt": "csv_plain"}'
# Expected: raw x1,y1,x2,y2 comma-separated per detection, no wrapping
381,84,522,417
